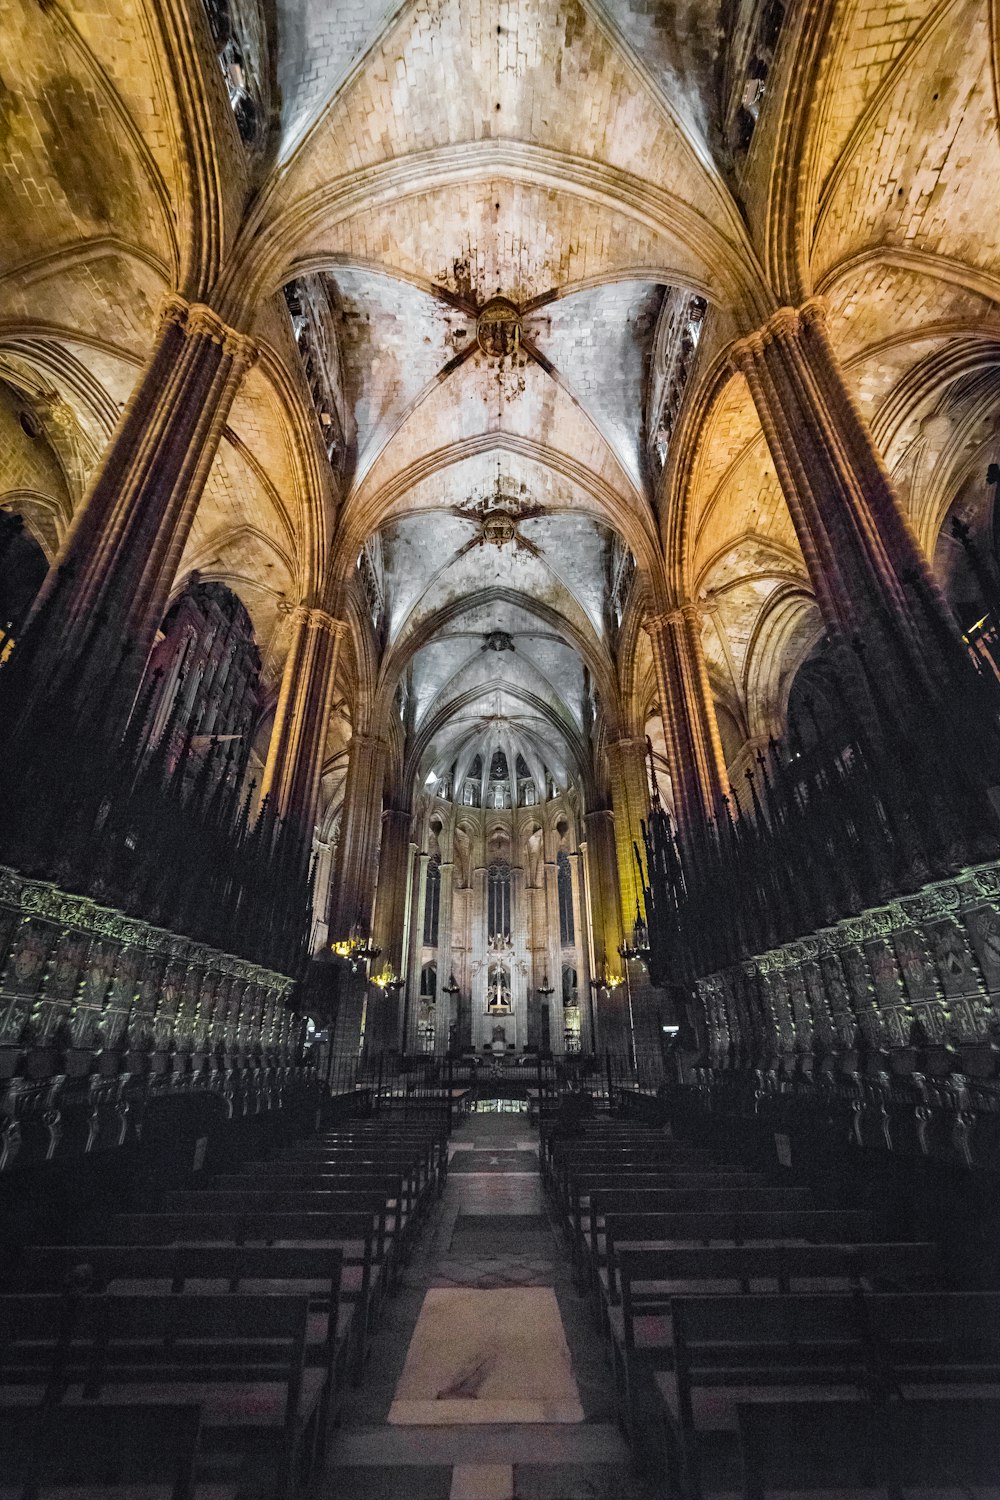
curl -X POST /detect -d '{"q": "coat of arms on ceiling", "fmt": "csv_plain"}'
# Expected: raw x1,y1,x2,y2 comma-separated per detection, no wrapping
482,630,515,653
477,297,522,359
477,296,527,398
449,468,546,559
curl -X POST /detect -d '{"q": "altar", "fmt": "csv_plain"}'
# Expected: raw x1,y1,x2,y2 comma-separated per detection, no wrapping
487,1023,510,1057
473,949,520,1053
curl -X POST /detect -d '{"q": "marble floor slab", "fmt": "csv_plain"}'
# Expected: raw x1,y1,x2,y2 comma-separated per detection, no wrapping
449,1463,513,1499
429,1258,553,1289
449,1153,537,1174
330,1424,630,1467
387,1288,584,1426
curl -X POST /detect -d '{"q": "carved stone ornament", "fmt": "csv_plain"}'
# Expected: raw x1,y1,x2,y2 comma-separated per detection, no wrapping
970,864,1000,899
482,630,515,653
479,508,519,548
476,297,522,359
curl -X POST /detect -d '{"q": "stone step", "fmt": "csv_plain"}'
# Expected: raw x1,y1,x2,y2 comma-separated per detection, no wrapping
321,1458,659,1500
328,1422,630,1467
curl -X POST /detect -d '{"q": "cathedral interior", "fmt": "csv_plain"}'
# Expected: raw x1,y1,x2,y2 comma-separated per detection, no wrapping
2,0,1000,1495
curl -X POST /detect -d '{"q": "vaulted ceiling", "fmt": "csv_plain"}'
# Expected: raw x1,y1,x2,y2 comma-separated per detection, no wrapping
2,0,999,820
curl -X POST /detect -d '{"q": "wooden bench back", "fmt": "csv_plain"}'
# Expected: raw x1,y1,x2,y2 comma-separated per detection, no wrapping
553,1145,709,1164
20,1243,343,1319
591,1187,811,1215
570,1172,764,1192
213,1171,405,1195
105,1209,375,1251
0,1292,86,1387
0,1291,308,1421
316,1128,444,1142
164,1189,389,1215
0,1401,203,1500
617,1241,941,1301
674,1290,1000,1378
600,1208,875,1301
737,1397,1000,1499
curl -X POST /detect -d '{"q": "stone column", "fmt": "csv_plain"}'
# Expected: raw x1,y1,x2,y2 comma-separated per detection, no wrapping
328,733,388,942
309,837,334,952
646,606,727,834
568,850,592,1051
471,864,488,1053
584,808,627,1057
394,839,417,1051
434,860,455,1056
449,860,473,1053
731,299,956,692
22,295,257,723
261,608,346,838
541,856,562,1051
368,807,412,1055
607,737,652,933
404,851,429,1052
372,808,412,977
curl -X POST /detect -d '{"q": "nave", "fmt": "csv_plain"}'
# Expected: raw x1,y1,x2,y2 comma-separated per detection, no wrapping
2,1084,999,1499
326,1107,646,1500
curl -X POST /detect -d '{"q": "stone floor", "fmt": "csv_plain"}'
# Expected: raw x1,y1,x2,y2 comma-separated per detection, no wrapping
317,1111,659,1500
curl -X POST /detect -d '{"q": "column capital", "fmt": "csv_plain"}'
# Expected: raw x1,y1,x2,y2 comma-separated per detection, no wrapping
284,604,347,640
645,607,682,636
585,805,614,824
730,298,829,372
645,600,702,635
350,730,387,754
156,293,258,371
610,734,647,755
158,292,191,332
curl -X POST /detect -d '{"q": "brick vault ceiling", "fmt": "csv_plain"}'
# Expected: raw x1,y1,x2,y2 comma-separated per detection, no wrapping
3,0,1000,797
251,0,738,781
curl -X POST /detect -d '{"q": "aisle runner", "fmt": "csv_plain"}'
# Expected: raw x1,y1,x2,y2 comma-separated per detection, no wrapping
387,1286,584,1425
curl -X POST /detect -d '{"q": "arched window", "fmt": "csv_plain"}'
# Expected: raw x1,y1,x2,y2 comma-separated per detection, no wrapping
487,749,510,809
464,754,482,806
488,862,511,940
420,962,437,1001
562,966,578,1007
557,850,575,946
201,0,265,149
423,855,441,946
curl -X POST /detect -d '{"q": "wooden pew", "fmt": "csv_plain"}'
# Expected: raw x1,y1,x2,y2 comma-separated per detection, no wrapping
539,1123,698,1172
548,1143,719,1192
211,1171,421,1247
663,1291,1000,1500
279,1142,434,1189
613,1241,942,1441
0,1292,322,1500
163,1190,395,1276
597,1206,876,1307
559,1174,777,1273
0,1292,91,1398
217,1168,417,1224
292,1132,447,1192
16,1243,349,1438
736,1396,1000,1500
0,1401,204,1500
543,1139,711,1195
102,1211,378,1371
558,1167,765,1232
584,1188,814,1303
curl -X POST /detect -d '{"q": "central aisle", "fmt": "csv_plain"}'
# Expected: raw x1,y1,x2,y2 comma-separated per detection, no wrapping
321,1109,657,1500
